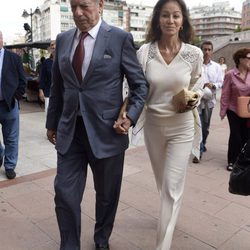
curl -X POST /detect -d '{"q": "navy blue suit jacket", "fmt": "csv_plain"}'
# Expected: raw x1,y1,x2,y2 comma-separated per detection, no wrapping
1,49,26,110
46,21,148,158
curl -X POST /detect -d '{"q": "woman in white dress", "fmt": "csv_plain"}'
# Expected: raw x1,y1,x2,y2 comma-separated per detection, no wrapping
136,0,204,249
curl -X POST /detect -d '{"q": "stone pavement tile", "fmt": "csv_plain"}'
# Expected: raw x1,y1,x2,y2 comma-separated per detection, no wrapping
0,197,20,217
183,186,231,216
172,232,215,250
177,205,238,248
205,166,231,182
123,163,143,178
36,215,59,244
5,189,54,223
0,182,42,199
109,234,142,250
124,170,157,193
188,161,221,176
85,171,94,189
19,141,55,159
217,229,250,250
114,207,157,250
215,202,250,228
33,174,55,194
120,184,160,219
125,147,152,170
120,179,138,192
209,182,250,209
16,156,52,177
0,212,52,250
27,240,59,250
185,171,224,193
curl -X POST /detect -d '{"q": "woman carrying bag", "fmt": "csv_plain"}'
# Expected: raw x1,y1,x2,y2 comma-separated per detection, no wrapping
220,48,250,171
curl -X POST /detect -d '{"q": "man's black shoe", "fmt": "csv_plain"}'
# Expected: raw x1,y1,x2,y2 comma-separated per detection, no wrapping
95,243,110,250
5,169,16,179
192,156,200,164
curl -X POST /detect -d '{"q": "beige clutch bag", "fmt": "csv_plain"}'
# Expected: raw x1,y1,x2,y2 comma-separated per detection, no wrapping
172,88,199,113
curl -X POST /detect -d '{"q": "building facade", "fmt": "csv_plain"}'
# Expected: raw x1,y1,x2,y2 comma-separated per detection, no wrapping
103,0,129,31
190,1,241,41
31,0,152,43
32,0,75,42
127,4,153,42
242,0,250,30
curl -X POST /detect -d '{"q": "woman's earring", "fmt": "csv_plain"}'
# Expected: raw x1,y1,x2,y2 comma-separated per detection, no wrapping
180,26,183,30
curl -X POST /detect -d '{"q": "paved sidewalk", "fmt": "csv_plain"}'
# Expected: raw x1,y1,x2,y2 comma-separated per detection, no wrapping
0,101,250,250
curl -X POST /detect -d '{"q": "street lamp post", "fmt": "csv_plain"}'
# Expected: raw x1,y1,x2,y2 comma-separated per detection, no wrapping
21,7,41,69
22,7,41,42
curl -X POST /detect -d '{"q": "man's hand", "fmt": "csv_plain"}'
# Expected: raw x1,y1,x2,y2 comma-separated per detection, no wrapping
47,129,56,145
204,83,215,89
39,89,45,102
113,112,132,135
113,98,131,134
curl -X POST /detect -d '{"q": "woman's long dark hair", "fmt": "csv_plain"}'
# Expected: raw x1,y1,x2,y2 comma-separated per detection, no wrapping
146,0,194,43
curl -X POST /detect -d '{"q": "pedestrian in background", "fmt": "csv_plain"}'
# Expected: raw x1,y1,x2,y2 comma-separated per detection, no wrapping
38,41,56,114
193,41,224,163
46,0,148,249
220,48,250,171
218,56,228,76
131,0,203,249
0,31,26,179
36,56,45,77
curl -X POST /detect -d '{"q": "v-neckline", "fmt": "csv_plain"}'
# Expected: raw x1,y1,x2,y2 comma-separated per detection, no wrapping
156,41,183,66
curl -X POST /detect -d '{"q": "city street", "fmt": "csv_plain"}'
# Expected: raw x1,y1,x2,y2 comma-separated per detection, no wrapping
0,99,250,249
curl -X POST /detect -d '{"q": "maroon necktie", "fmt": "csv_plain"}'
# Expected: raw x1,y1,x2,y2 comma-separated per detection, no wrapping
72,32,88,82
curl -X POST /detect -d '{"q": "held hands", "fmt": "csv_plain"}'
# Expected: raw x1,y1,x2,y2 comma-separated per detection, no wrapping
47,129,56,145
113,111,132,134
113,97,131,134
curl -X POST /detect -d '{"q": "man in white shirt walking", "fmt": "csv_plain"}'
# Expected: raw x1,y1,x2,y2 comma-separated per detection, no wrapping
193,41,224,163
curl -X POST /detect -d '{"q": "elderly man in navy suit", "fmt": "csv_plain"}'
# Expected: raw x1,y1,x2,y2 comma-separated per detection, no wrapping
0,31,26,179
46,0,148,249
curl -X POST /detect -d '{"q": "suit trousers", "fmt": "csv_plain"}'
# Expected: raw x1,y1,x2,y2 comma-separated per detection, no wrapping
226,109,249,164
144,111,194,250
0,101,19,170
54,117,124,250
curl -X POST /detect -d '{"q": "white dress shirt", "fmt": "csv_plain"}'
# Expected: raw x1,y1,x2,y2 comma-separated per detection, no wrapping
71,18,102,80
200,60,224,109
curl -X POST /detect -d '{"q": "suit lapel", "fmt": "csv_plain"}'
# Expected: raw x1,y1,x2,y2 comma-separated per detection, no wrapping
83,21,111,85
60,28,79,85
